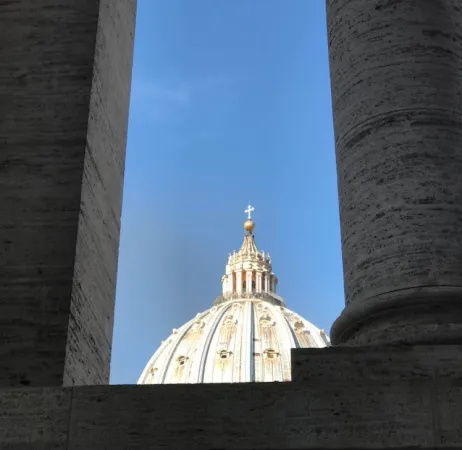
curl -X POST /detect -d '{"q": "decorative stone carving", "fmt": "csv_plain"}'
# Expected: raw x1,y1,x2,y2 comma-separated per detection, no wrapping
294,321,310,335
259,314,275,328
223,315,237,326
191,320,205,332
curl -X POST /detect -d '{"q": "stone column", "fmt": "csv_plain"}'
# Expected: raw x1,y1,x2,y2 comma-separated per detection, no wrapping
0,0,137,386
236,271,243,294
246,271,253,294
227,276,233,294
265,276,270,293
256,272,262,294
221,276,227,295
327,0,462,345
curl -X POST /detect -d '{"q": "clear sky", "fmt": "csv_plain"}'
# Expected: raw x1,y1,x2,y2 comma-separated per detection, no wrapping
110,0,345,384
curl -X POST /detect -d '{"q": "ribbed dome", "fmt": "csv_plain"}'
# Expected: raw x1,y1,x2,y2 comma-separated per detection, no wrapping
138,296,329,384
138,205,330,384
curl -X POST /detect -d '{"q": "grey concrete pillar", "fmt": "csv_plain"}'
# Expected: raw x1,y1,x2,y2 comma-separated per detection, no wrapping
327,0,462,345
0,1,136,386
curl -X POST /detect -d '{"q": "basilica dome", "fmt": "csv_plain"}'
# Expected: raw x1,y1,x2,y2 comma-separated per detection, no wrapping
138,206,330,384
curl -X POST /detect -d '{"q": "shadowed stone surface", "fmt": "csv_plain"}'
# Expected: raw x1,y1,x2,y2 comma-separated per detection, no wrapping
0,387,71,449
1,346,460,449
0,0,136,387
326,0,462,345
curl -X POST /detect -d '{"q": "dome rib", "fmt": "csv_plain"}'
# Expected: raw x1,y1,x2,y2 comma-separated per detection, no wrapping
198,303,233,383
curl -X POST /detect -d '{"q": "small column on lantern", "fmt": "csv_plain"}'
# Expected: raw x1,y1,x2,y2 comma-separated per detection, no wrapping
264,274,269,293
256,272,262,294
221,276,226,295
236,271,243,294
225,276,232,294
246,271,252,294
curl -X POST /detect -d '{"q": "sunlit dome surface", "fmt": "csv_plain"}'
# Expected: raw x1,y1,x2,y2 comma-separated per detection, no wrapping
138,206,330,384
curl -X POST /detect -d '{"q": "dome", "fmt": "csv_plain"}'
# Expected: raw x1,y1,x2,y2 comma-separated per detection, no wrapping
138,205,330,384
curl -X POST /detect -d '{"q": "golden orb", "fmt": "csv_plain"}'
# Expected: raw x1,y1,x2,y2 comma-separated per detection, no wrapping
244,219,255,232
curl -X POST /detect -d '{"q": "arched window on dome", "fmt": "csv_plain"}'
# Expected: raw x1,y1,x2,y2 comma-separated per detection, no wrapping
176,356,188,366
264,349,279,360
172,355,189,384
218,350,232,360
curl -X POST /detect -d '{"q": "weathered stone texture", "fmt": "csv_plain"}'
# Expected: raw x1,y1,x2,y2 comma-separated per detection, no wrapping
1,346,460,449
327,0,462,345
69,382,433,449
0,0,136,387
63,0,137,387
0,387,71,449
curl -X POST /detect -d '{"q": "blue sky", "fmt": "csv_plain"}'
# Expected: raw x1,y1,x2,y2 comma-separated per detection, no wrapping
110,0,344,384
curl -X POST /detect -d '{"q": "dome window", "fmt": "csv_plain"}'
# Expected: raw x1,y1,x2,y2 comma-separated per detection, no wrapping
218,350,232,360
176,356,188,366
264,349,279,359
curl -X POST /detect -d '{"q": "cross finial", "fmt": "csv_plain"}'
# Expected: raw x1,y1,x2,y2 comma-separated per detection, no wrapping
245,203,255,220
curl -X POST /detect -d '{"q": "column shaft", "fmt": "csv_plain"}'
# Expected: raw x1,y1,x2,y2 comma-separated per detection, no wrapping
256,273,262,294
236,272,243,294
327,0,462,345
246,271,253,294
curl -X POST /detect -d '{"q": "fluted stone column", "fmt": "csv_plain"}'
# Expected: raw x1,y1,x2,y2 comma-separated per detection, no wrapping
0,0,137,386
328,0,462,345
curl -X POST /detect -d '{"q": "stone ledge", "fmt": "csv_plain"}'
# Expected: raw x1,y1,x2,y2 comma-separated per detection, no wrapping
291,345,462,381
0,387,71,449
0,346,460,449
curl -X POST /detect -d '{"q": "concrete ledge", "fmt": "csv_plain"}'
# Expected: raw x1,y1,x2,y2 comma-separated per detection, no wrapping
0,346,460,449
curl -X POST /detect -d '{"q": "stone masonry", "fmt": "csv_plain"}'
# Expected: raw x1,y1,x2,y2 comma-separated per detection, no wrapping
0,0,462,449
1,346,461,449
0,0,136,387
